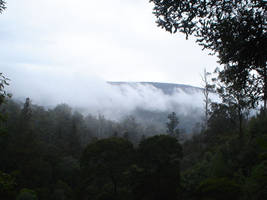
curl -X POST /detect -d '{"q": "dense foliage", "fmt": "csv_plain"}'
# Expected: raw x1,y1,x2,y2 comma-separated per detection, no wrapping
150,0,267,112
0,99,185,199
0,96,266,200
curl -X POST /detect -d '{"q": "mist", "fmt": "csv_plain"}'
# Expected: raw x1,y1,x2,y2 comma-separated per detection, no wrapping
5,64,211,122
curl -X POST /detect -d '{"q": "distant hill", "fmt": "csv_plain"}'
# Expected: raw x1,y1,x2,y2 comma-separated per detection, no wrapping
108,81,204,134
108,82,203,95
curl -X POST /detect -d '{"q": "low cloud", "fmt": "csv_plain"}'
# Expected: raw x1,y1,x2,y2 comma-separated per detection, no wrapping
5,64,211,121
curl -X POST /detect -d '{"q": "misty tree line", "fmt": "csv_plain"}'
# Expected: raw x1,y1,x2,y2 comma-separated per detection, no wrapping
0,94,265,200
0,95,184,199
0,85,267,200
1,98,167,145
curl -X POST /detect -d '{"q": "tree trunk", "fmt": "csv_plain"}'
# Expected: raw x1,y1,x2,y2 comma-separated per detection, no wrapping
202,68,210,130
238,107,243,139
110,174,117,196
264,61,267,114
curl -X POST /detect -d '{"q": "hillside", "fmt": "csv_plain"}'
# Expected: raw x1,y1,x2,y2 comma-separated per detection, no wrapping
108,81,204,133
108,81,203,95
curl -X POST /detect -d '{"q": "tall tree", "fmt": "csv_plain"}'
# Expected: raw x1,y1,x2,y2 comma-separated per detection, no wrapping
80,138,134,200
69,111,82,158
20,98,33,133
21,98,32,121
166,112,179,138
121,115,140,143
0,1,7,121
208,103,238,136
132,135,183,200
150,0,267,111
215,7,267,112
201,69,213,130
0,73,11,106
0,73,11,135
212,67,258,137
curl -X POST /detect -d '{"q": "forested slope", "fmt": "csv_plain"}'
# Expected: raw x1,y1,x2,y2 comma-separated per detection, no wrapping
0,98,266,200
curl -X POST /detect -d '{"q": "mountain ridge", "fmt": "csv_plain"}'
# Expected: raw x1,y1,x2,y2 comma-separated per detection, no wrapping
108,81,203,95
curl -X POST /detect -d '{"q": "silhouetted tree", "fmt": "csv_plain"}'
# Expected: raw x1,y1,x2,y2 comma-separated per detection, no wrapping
121,116,141,143
201,69,213,130
132,135,183,200
21,98,32,121
150,0,267,112
69,112,82,158
0,0,7,124
0,73,11,136
0,73,11,106
213,68,258,137
166,112,179,138
208,103,238,136
80,137,134,200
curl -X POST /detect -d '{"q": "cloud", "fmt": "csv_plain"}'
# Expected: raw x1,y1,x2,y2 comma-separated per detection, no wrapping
0,0,220,122
0,0,218,87
4,63,210,121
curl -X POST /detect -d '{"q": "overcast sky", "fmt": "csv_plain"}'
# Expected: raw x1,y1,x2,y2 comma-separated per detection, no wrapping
0,0,218,89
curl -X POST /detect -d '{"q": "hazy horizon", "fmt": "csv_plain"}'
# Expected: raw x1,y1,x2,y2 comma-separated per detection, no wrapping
1,0,218,91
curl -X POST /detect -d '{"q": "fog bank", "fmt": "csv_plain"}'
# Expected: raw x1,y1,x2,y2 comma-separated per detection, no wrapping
5,65,211,121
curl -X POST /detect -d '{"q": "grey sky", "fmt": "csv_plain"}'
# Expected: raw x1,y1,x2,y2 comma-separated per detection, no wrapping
0,0,218,88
